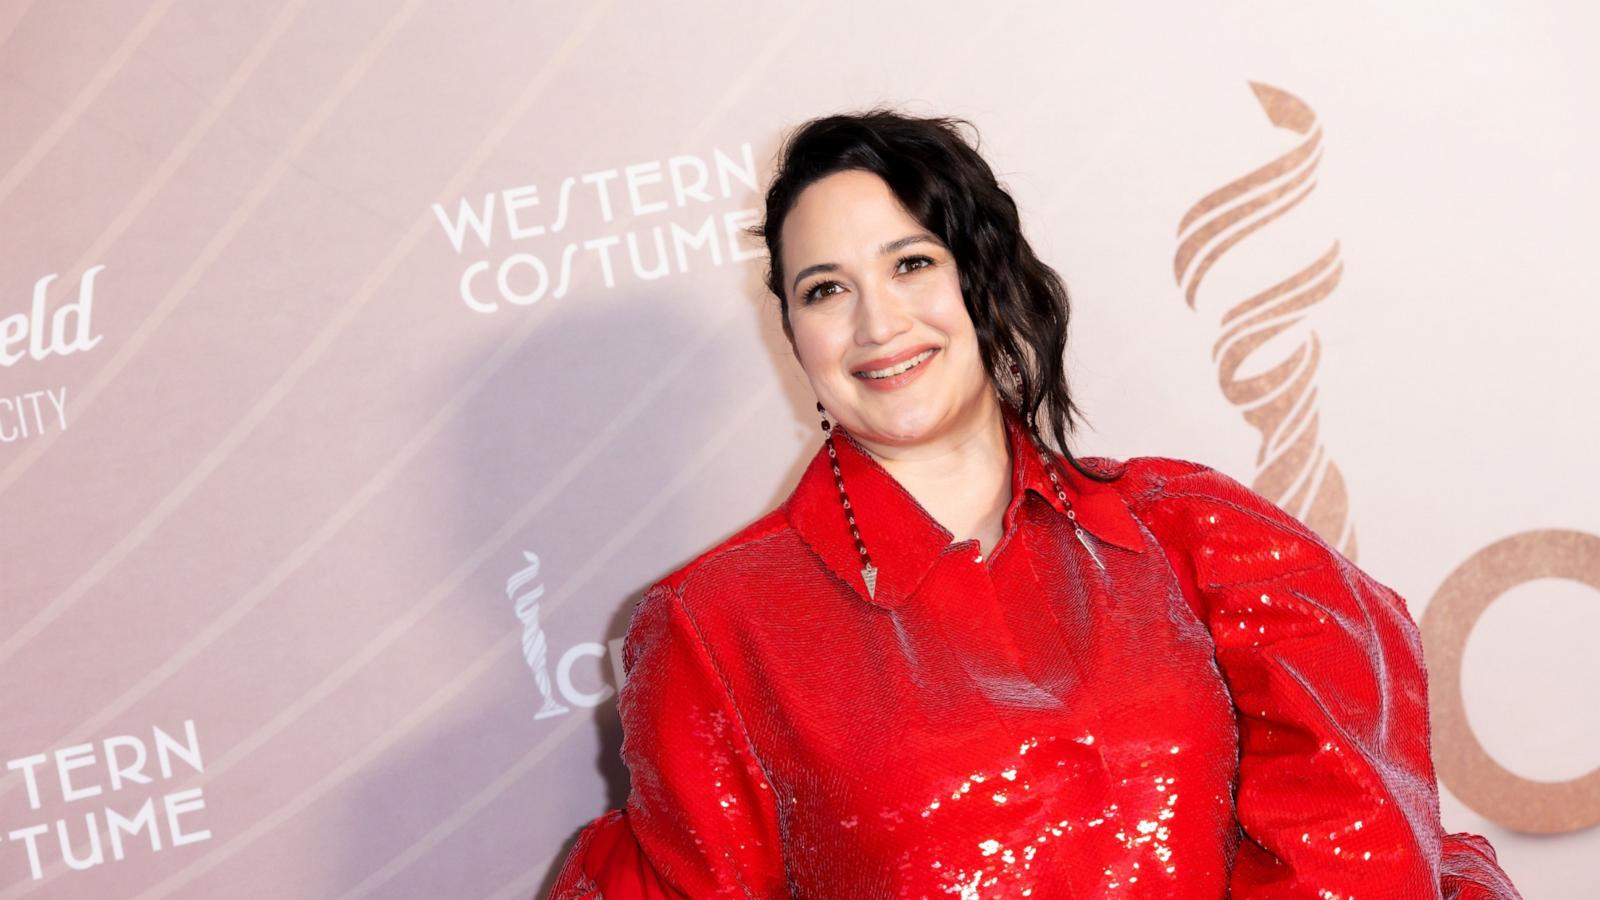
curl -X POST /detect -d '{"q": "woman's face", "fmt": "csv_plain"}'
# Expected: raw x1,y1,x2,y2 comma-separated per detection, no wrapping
781,169,994,453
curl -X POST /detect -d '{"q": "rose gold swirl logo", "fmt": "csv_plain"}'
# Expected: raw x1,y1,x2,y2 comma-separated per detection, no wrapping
1173,82,1357,560
1177,82,1600,835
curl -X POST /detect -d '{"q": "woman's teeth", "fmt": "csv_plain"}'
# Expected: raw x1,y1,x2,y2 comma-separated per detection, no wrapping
857,348,936,379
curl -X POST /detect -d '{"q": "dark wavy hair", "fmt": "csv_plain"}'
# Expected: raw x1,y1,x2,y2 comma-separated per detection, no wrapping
746,106,1121,484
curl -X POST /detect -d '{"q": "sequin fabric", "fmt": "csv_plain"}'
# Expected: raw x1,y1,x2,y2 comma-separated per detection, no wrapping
548,409,1522,899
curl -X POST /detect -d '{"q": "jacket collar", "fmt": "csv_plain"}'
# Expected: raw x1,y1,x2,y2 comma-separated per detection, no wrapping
783,404,1145,609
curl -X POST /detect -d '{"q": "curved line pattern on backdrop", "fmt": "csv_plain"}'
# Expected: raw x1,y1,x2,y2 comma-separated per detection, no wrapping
0,0,423,670
0,0,310,488
0,5,622,895
0,2,41,51
0,2,178,208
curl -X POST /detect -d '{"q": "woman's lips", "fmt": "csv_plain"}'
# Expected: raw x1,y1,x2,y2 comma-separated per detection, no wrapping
851,344,934,387
853,344,939,375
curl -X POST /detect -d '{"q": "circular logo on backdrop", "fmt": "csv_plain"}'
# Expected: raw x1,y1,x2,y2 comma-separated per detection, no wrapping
1420,530,1600,833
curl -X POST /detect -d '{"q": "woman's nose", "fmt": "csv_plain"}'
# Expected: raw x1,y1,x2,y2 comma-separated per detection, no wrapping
854,280,913,346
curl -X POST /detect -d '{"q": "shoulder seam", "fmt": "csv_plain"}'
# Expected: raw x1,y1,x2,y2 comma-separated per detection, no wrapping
655,509,791,591
671,525,790,594
1109,455,1214,512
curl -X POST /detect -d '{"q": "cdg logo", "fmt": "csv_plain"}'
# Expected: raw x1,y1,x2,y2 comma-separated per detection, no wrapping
1177,81,1598,835
508,551,624,719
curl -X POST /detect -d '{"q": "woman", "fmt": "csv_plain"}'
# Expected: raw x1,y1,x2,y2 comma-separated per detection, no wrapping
548,109,1521,899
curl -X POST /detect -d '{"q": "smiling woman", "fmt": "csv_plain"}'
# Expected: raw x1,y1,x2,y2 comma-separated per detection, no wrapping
546,108,1522,899
784,173,979,420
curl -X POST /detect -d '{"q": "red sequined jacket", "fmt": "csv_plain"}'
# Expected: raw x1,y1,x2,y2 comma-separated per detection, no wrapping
549,409,1521,899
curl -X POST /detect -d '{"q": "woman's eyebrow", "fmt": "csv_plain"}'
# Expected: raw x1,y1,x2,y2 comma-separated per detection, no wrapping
790,233,942,293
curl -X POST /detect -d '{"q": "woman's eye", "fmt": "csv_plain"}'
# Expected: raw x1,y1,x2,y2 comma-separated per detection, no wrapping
800,256,933,305
801,281,840,305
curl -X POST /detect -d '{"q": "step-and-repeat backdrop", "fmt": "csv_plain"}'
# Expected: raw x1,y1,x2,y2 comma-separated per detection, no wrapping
2,2,1595,897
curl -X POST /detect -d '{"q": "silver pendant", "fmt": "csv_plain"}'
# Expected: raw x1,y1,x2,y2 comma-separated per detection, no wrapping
861,564,879,600
1075,526,1105,570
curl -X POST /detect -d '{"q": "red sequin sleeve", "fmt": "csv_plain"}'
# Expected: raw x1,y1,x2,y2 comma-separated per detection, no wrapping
1137,459,1521,899
548,581,788,900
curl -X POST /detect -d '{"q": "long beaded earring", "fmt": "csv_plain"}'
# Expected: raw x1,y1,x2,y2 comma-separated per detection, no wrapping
818,401,878,600
1004,352,1104,568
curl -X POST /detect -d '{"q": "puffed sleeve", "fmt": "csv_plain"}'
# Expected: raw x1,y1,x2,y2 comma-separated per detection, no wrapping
1137,459,1521,899
548,580,789,900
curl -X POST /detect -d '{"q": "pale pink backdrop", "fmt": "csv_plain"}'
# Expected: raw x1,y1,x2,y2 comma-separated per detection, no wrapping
1,1,1596,897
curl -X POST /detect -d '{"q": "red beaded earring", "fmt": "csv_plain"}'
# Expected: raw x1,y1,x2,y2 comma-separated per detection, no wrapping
817,401,878,600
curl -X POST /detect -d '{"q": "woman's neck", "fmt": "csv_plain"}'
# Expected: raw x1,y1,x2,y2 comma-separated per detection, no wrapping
855,399,1013,556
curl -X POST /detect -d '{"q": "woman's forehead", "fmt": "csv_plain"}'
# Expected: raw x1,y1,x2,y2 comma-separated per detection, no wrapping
783,173,926,261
